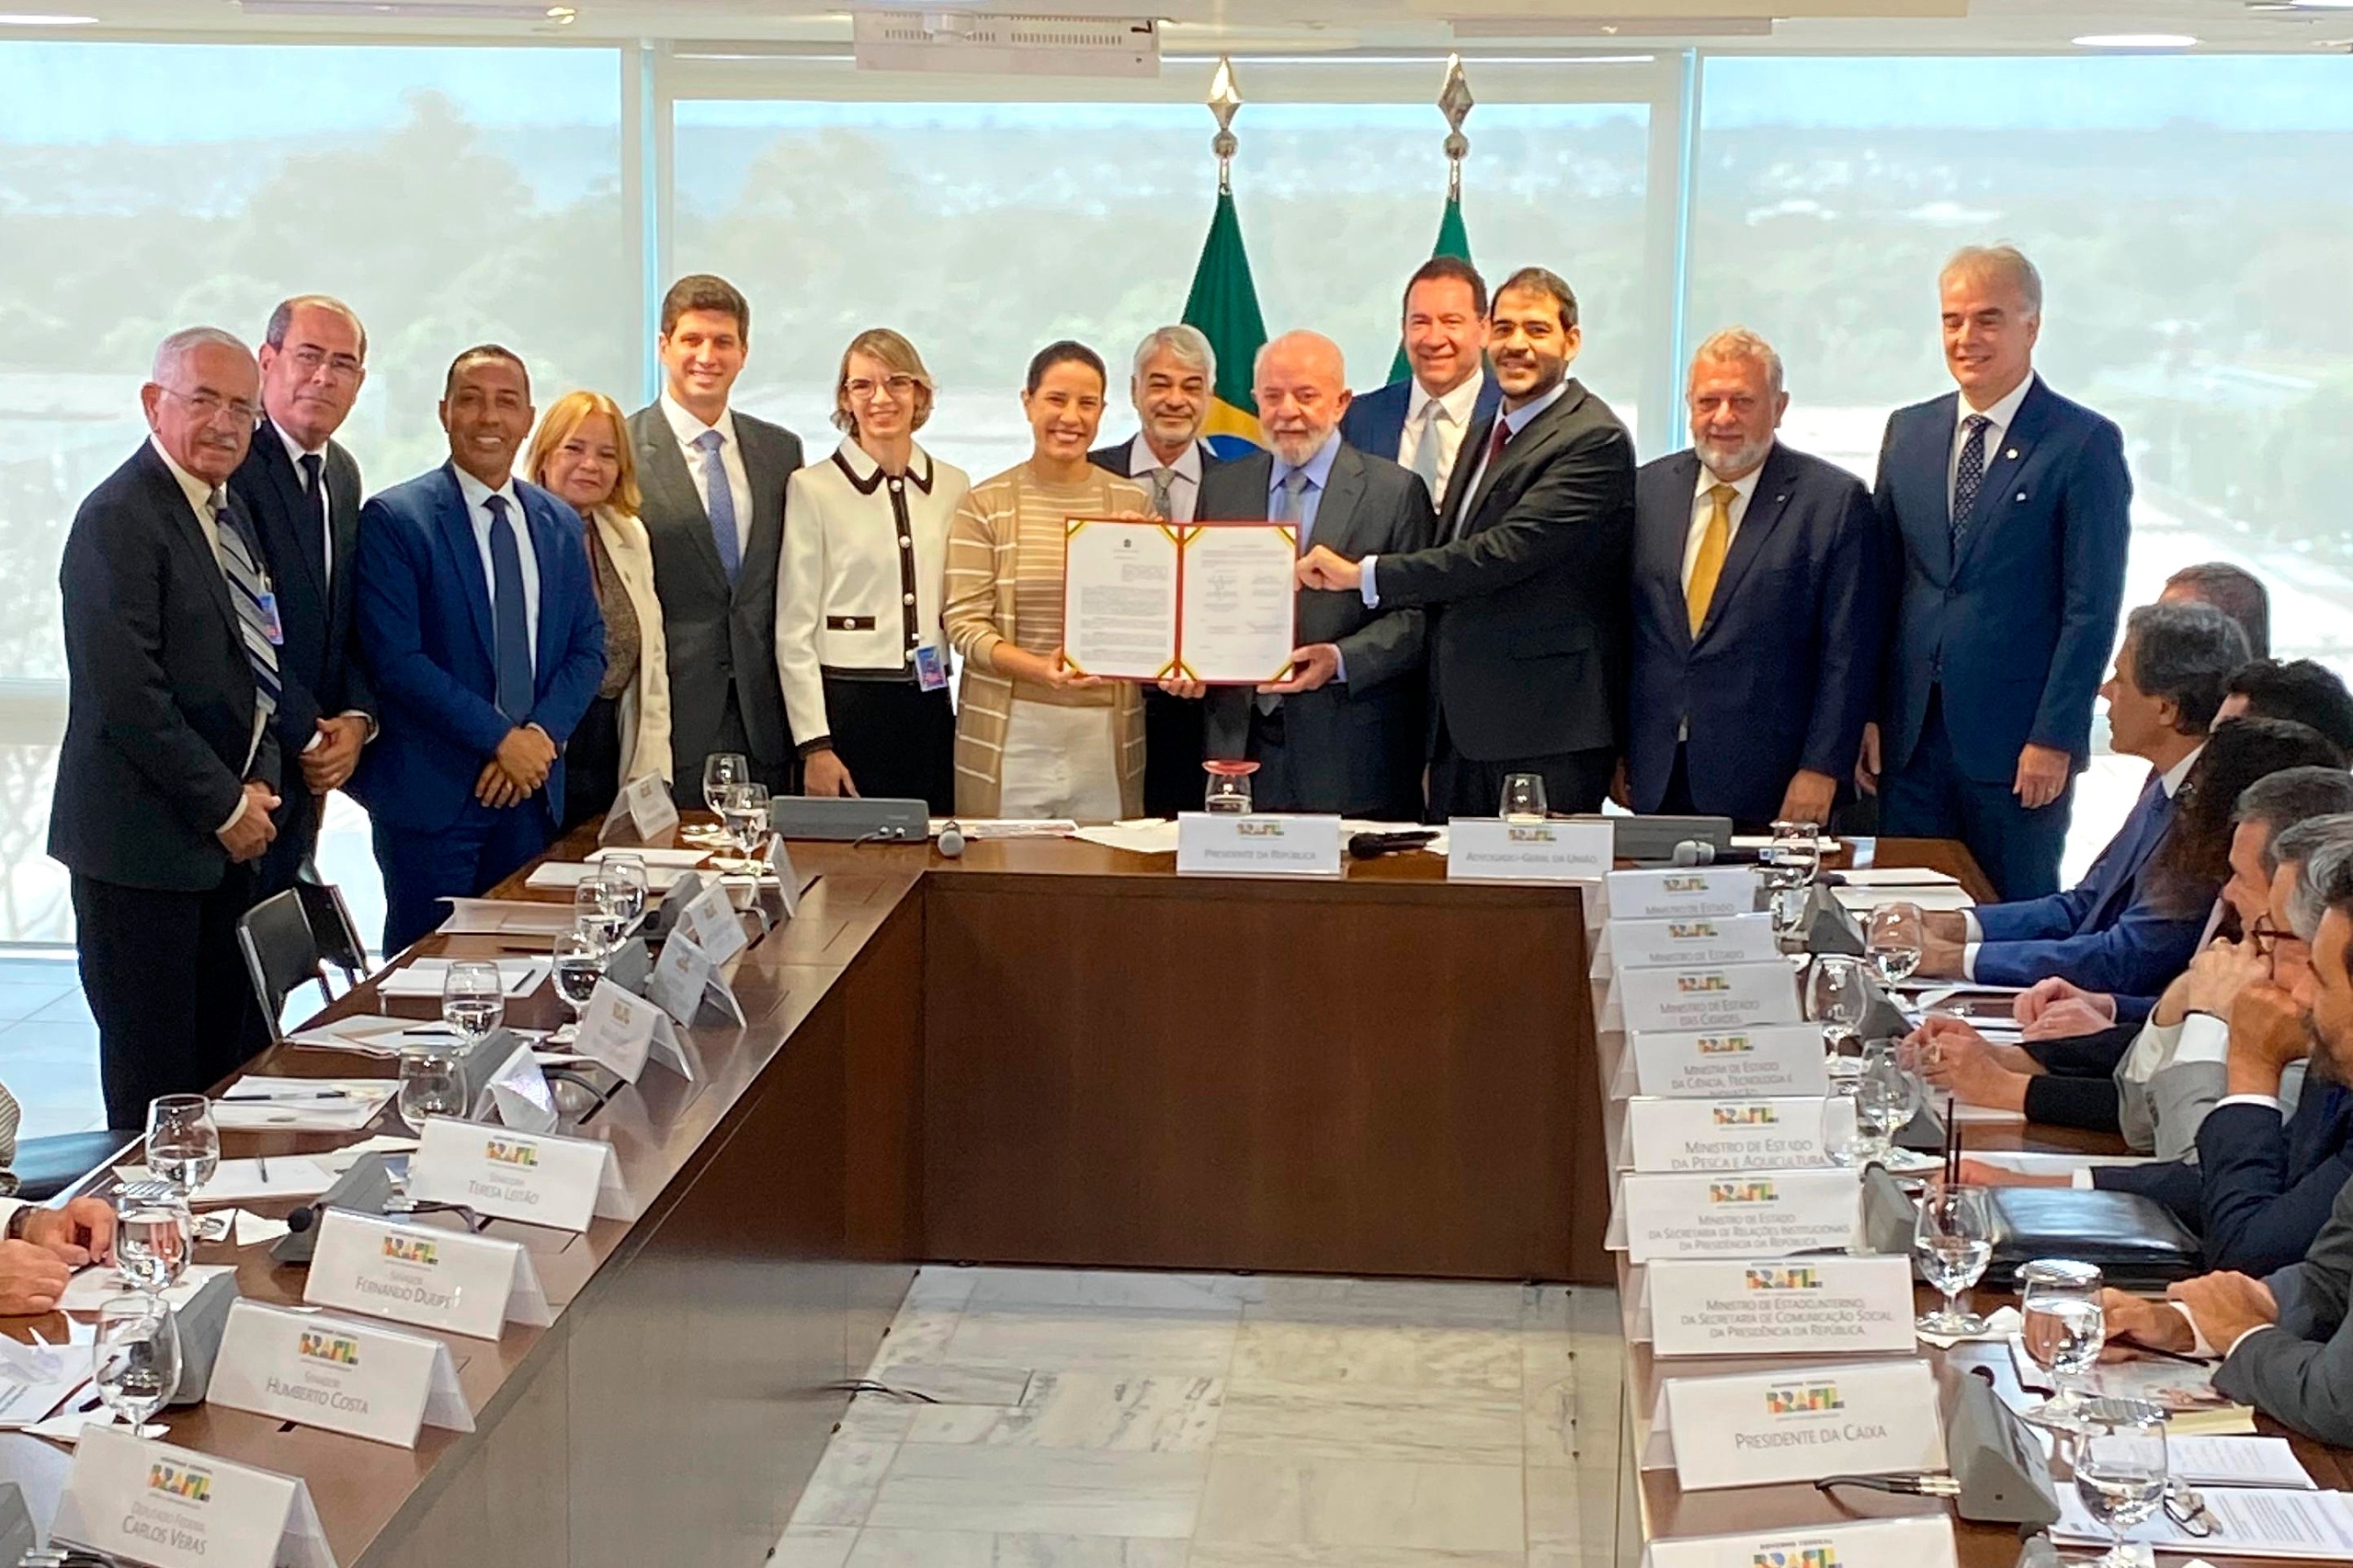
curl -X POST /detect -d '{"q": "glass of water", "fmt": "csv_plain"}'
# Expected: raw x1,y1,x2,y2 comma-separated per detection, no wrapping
1853,1040,1923,1164
1868,901,1926,986
396,1043,465,1133
551,930,604,1041
1203,759,1256,814
113,1189,192,1294
702,751,750,818
144,1095,220,1199
2021,1258,2108,1429
1914,1183,1994,1335
574,879,626,954
600,852,650,930
93,1295,180,1438
441,959,506,1043
720,781,772,861
2073,1411,2168,1568
1498,772,1549,822
1808,955,1871,1062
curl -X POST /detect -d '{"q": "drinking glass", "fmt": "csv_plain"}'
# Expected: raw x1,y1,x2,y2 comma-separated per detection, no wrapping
1498,773,1549,822
701,751,750,818
1868,901,1926,986
1203,759,1257,814
113,1189,192,1294
1914,1183,1994,1335
2020,1258,2108,1428
1765,819,1824,885
2072,1413,2168,1568
574,879,626,954
144,1095,220,1199
720,782,772,862
93,1296,180,1438
440,959,506,1043
395,1043,465,1133
1807,955,1871,1062
551,931,604,1040
1853,1040,1924,1164
600,852,650,930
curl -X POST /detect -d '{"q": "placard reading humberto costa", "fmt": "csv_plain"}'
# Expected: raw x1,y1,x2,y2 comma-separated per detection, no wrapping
1062,518,1298,684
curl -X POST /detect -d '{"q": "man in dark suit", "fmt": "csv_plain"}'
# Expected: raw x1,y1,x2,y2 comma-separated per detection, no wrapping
51,328,284,1128
1091,324,1222,813
1298,266,1636,820
1172,331,1434,818
628,275,801,803
1861,244,2132,900
1337,256,1503,514
351,346,606,952
230,294,374,900
1623,327,1879,832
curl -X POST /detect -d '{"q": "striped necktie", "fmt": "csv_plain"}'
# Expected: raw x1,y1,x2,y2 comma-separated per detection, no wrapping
0,1078,19,1189
210,487,280,722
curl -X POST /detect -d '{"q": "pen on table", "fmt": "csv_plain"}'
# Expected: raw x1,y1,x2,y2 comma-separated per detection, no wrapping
219,1089,356,1102
2121,1337,2214,1368
257,1151,268,1182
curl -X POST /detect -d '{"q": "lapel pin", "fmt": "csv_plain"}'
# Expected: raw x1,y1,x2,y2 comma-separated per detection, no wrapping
2006,449,2018,460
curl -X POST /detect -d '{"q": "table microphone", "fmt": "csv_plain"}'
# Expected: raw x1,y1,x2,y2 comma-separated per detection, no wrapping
937,822,966,858
1670,839,1717,867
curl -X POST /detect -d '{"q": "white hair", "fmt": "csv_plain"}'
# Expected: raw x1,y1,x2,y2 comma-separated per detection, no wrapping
1941,244,2044,316
1251,329,1347,384
152,325,254,385
1689,326,1784,397
1132,324,1215,387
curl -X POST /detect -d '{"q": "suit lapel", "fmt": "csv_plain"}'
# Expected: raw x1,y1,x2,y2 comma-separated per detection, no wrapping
1697,446,1798,645
1953,380,2049,575
738,417,786,592
1312,444,1368,557
138,445,240,643
637,411,729,589
434,464,497,664
328,444,361,594
1454,380,1583,535
256,419,329,605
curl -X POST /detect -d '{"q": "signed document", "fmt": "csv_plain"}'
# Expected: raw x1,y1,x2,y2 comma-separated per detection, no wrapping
1062,518,1297,684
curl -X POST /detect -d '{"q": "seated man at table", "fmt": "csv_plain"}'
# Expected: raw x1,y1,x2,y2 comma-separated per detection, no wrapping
1915,601,2247,999
0,1080,119,1315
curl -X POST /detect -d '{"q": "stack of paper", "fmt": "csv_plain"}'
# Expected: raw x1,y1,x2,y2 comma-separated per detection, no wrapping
2051,1486,2353,1558
2166,1434,2316,1489
438,898,578,937
111,1159,335,1208
210,1076,396,1131
585,846,710,869
0,1339,90,1429
378,957,550,999
1072,820,1181,856
58,1262,237,1312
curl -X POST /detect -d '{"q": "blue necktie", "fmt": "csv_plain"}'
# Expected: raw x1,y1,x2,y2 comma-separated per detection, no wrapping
1951,414,1991,551
696,427,742,584
485,494,533,722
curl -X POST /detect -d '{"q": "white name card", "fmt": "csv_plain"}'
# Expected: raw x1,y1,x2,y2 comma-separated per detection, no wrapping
1644,1512,1960,1568
1446,817,1613,882
208,1300,473,1449
673,878,750,964
1604,866,1761,919
1643,1256,1918,1357
1624,1096,1853,1173
304,1209,552,1341
52,1425,334,1568
769,833,801,919
1176,812,1344,877
407,1115,632,1233
1618,1167,1859,1263
1661,1358,1946,1490
1607,911,1781,969
1618,960,1803,1034
1631,1024,1831,1098
649,930,746,1028
599,771,680,844
573,977,691,1083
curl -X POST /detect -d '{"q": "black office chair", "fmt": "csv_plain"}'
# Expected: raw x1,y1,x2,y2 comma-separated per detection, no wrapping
294,875,370,988
236,888,331,1042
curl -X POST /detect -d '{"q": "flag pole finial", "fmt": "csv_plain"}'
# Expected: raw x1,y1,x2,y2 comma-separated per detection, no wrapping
1209,55,1243,194
1438,51,1474,202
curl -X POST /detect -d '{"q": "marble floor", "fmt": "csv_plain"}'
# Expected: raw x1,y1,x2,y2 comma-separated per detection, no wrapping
774,1267,1628,1568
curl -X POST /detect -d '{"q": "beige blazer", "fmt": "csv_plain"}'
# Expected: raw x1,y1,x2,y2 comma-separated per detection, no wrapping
589,505,674,783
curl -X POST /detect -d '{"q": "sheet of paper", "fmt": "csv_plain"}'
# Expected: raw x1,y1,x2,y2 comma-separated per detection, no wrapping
585,846,710,869
318,1134,419,1176
1967,1151,2159,1176
1176,523,1296,684
926,818,1078,839
2050,1485,2353,1558
284,1014,463,1058
116,1158,335,1207
2167,1435,2316,1489
1915,1303,2021,1350
438,898,578,937
59,1262,236,1312
232,1210,294,1247
210,1077,395,1132
523,862,621,891
1072,820,1182,856
1836,886,1977,915
24,1405,119,1446
1949,1101,2027,1124
1063,517,1179,679
0,1351,89,1428
377,958,550,999
1834,867,1961,888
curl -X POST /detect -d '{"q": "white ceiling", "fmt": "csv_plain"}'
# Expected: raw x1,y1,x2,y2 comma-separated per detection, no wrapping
9,0,2353,53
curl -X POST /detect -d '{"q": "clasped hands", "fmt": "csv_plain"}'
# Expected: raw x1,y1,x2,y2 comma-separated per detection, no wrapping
476,723,557,809
0,1197,119,1315
1853,724,2069,812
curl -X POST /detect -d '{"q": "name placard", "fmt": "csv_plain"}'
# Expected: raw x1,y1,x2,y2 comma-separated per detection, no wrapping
304,1209,552,1341
573,977,691,1083
1644,1512,1959,1568
599,772,680,844
406,1116,633,1233
1661,1358,1945,1491
51,1426,333,1568
1446,818,1613,882
1604,867,1761,919
1624,1096,1853,1173
207,1300,473,1449
673,878,749,964
481,1036,559,1134
1618,960,1803,1034
1642,1256,1917,1357
649,930,746,1028
1618,1167,1859,1263
1176,812,1345,878
1630,1024,1831,1098
1607,911,1780,969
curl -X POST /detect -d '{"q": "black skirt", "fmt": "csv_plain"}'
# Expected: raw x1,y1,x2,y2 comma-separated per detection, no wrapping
820,676,956,814
561,694,624,835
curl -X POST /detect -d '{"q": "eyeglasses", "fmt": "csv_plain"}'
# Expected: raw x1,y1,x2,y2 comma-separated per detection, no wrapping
157,386,261,425
286,344,365,381
846,375,920,402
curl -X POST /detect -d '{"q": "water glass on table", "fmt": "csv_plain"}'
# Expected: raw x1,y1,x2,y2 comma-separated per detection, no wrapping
143,1094,220,1199
441,959,506,1044
2072,1410,2168,1568
1498,772,1548,822
113,1188,192,1294
1913,1182,1993,1335
719,781,772,864
1868,900,1926,986
2020,1258,2108,1429
1807,954,1870,1060
551,929,604,1041
600,851,650,930
574,878,627,954
701,751,750,818
93,1295,180,1438
396,1043,466,1133
1852,1039,1923,1164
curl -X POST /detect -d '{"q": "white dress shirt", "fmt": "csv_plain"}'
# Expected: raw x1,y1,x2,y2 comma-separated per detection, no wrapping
275,422,335,593
151,436,266,831
453,466,540,668
1396,368,1487,504
661,390,754,556
1682,455,1768,592
1125,435,1204,525
1948,372,2038,517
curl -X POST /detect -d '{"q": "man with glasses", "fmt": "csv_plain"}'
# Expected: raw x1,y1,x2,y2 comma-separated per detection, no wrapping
230,295,377,901
50,327,285,1128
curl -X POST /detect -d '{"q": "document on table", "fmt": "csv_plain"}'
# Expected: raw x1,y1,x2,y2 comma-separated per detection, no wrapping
1833,867,1961,888
209,1076,396,1131
1836,886,1976,915
439,898,578,937
926,818,1078,840
285,1014,465,1058
1062,518,1298,683
1072,819,1182,856
2165,1435,2316,1489
1063,517,1182,678
585,846,710,869
113,1158,335,1207
2051,1486,2353,1558
378,957,550,998
58,1262,236,1312
0,1339,89,1428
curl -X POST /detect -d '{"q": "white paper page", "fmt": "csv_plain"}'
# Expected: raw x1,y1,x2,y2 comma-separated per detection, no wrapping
210,1077,395,1132
378,958,549,998
584,846,710,869
0,1351,89,1428
1835,867,1961,888
1063,518,1180,678
438,898,577,937
59,1262,235,1312
1176,523,1297,684
116,1158,335,1206
285,1014,463,1057
2051,1486,2353,1558
2167,1435,2317,1489
1969,1151,2159,1176
940,819,1078,839
1072,821,1182,855
1837,886,1977,915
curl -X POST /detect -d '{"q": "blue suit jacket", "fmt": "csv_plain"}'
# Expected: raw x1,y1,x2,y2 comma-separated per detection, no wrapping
1872,377,2131,782
1337,374,1504,492
1625,443,1881,825
2098,1084,2353,1278
351,463,606,834
1972,772,2211,995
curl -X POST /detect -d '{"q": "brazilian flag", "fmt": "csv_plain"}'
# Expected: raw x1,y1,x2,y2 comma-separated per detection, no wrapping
1387,193,1473,384
1180,188,1267,458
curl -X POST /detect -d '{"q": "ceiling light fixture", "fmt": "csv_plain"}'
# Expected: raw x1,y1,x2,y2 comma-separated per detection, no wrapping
2071,31,2199,48
0,11,100,21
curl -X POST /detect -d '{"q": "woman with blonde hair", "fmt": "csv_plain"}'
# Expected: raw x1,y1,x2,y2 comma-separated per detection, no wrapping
525,390,672,832
779,329,970,810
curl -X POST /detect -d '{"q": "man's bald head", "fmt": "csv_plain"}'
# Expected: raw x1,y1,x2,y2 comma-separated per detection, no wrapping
1254,330,1351,466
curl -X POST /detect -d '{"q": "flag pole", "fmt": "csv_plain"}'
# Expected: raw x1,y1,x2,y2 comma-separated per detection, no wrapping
1439,51,1474,203
1209,55,1242,196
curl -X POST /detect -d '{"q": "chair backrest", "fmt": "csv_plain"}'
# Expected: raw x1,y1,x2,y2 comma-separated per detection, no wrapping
236,888,328,1041
294,876,370,983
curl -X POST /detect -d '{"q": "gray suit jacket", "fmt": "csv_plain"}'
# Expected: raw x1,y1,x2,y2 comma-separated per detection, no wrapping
1199,444,1435,816
2215,1172,2353,1442
628,403,803,796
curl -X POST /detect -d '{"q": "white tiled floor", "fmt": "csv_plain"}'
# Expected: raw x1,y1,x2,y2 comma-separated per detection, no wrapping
775,1267,1623,1568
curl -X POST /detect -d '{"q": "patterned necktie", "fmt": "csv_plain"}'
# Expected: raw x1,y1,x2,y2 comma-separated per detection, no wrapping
0,1077,20,1187
210,488,280,722
1951,414,1991,551
1409,399,1443,500
695,427,742,584
1686,483,1736,638
1261,469,1315,714
485,494,534,722
299,450,329,589
1147,466,1176,520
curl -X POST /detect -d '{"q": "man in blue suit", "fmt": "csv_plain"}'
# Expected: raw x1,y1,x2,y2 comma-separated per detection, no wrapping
1622,327,1879,831
353,346,606,952
1336,256,1503,514
1859,244,2132,899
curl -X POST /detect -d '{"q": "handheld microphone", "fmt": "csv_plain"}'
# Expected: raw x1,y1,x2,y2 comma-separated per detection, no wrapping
1670,839,1717,867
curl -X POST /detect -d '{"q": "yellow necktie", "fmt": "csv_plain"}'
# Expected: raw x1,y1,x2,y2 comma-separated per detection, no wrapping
1686,483,1736,637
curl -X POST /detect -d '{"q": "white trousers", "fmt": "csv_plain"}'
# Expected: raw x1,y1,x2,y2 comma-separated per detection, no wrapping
997,699,1122,824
